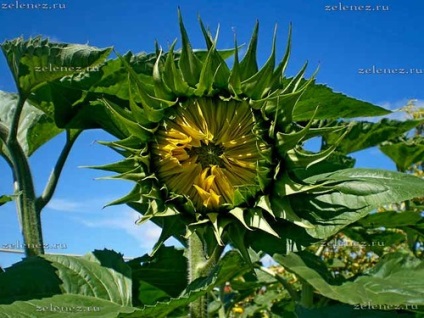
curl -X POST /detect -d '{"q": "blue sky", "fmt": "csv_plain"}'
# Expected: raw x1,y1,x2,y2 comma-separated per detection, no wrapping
0,0,423,268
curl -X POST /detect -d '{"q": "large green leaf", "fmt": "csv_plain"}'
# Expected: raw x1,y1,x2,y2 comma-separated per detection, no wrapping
1,37,112,95
356,211,424,229
0,250,132,306
325,119,424,154
274,251,424,306
122,251,251,318
127,246,188,306
27,52,158,138
0,90,62,156
380,138,424,171
291,82,390,121
290,169,424,239
0,295,137,318
341,226,407,256
245,220,320,256
347,211,424,252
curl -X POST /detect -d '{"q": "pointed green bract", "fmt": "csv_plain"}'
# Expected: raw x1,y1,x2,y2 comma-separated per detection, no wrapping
178,10,202,86
239,21,259,81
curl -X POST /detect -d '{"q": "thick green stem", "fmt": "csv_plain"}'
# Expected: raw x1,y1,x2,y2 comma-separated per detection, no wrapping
1,97,44,257
188,233,208,318
7,94,26,145
11,142,44,256
188,233,224,318
8,147,44,257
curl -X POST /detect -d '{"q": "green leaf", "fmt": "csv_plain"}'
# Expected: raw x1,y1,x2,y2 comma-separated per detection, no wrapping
127,246,188,306
1,37,111,95
274,252,424,306
356,211,424,229
0,90,62,156
245,208,279,237
292,168,424,239
325,119,424,154
342,227,407,256
290,152,356,180
246,220,319,255
124,251,250,318
380,138,424,171
27,52,160,139
292,82,390,121
0,257,63,304
0,249,132,306
0,194,18,206
64,51,156,101
0,294,137,317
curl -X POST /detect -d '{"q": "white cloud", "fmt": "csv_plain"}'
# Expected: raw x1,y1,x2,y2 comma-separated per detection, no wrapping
47,198,84,212
47,197,110,213
46,196,183,253
75,208,177,251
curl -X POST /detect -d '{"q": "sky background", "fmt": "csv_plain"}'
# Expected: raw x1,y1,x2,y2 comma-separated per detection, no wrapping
0,0,423,268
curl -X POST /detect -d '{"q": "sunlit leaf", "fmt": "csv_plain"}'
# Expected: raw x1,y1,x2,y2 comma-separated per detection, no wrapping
1,37,111,95
274,252,424,306
0,90,62,156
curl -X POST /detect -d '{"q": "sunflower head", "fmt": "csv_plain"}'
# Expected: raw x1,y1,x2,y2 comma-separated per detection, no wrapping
152,96,269,212
97,11,339,255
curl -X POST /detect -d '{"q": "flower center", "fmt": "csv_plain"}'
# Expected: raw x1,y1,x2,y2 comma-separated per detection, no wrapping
188,142,225,167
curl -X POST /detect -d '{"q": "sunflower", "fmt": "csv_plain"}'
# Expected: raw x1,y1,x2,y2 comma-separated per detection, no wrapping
97,11,341,254
152,97,267,210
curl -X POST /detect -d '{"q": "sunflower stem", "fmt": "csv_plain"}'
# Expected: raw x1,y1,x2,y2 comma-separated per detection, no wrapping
188,233,224,317
188,232,208,318
1,97,44,256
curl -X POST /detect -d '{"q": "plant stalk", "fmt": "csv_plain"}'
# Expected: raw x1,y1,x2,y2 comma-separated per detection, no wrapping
36,130,81,212
188,232,224,318
188,232,208,318
2,96,44,256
